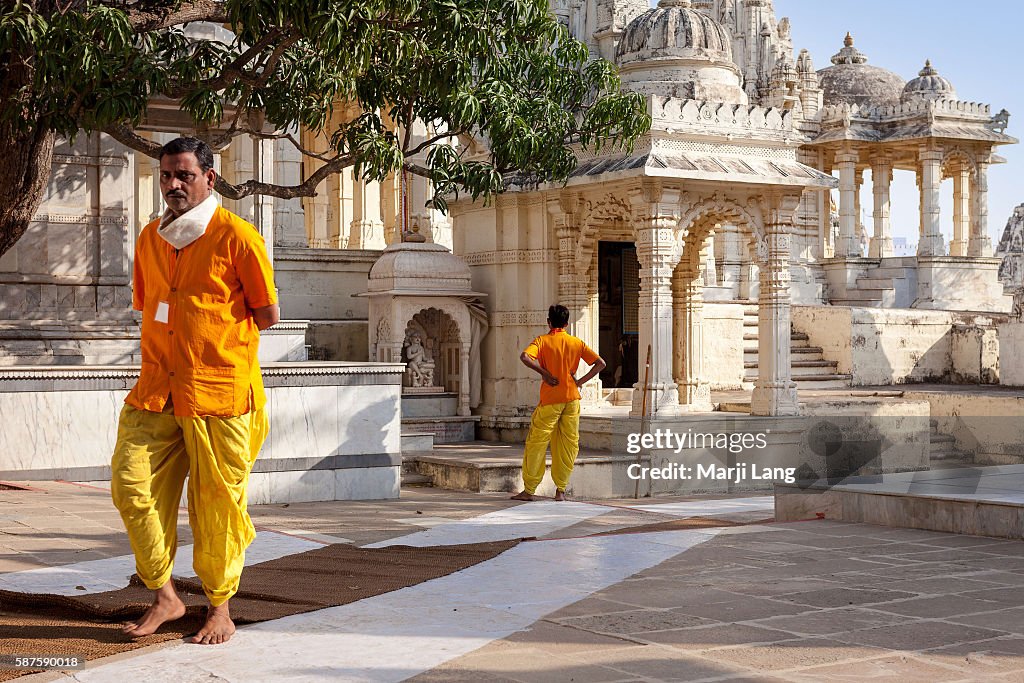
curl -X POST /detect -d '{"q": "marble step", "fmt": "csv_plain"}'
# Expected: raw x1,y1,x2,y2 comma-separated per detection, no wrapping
744,360,837,374
402,416,480,444
401,432,435,454
828,298,887,308
411,450,649,497
743,332,810,342
744,346,824,360
401,393,458,418
787,375,853,389
401,472,434,487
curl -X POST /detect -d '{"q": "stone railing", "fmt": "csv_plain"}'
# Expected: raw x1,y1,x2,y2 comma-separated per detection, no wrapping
648,96,794,133
820,98,994,124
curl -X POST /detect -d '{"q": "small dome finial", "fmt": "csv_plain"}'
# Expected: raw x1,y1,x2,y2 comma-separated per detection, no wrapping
919,59,938,77
844,32,854,47
657,0,692,7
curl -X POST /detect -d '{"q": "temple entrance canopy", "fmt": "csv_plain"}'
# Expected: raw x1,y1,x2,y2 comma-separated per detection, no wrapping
452,0,835,428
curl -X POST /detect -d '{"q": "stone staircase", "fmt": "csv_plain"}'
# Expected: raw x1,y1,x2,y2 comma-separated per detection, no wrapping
400,432,434,487
741,304,851,390
929,419,972,467
400,392,479,444
828,260,914,308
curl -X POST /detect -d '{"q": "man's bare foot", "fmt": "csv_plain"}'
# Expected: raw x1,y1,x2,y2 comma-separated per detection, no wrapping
122,581,186,638
510,490,535,501
554,489,567,501
192,602,235,645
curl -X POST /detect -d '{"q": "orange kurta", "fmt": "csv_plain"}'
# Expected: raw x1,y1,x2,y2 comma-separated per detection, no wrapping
523,328,599,406
126,207,277,417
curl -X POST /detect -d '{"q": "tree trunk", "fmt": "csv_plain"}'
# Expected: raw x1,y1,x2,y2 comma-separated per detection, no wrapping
0,124,55,259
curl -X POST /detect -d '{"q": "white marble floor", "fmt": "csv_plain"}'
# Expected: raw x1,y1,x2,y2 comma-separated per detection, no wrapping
628,495,775,517
63,529,721,682
365,500,611,548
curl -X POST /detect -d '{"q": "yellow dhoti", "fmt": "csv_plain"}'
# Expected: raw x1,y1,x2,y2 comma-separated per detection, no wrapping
521,400,581,494
110,402,268,606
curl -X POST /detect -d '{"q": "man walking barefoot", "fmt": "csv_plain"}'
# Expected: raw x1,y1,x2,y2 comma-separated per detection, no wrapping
111,137,279,644
512,305,606,501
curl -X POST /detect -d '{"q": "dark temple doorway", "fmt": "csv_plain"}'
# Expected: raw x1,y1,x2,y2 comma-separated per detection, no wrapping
597,241,640,388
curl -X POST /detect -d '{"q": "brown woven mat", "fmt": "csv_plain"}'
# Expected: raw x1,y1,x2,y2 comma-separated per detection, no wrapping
0,539,520,680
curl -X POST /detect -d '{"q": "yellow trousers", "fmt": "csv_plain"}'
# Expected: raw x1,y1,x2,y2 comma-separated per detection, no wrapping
521,400,580,494
110,402,268,606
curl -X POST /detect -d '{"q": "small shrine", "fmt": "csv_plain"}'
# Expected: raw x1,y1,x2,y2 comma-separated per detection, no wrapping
365,232,487,443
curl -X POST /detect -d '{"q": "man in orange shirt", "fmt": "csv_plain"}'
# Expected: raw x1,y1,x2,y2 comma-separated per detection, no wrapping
512,304,606,501
110,137,279,644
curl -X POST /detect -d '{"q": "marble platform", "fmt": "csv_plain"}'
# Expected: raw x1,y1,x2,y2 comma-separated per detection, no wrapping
775,465,1024,540
0,361,405,503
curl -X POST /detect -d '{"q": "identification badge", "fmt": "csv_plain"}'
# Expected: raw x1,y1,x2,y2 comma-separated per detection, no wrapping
154,301,169,324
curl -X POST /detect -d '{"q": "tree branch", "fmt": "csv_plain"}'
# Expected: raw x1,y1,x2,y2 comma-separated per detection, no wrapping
105,122,355,200
123,0,229,32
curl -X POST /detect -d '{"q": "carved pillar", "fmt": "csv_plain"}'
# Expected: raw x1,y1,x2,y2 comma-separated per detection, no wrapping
630,181,680,416
720,224,743,292
272,138,307,248
950,164,971,257
551,194,601,406
703,233,718,286
751,193,800,417
918,147,944,256
738,237,759,301
351,176,385,249
673,261,712,411
458,343,471,416
853,168,864,256
869,154,893,258
835,149,859,257
969,155,992,257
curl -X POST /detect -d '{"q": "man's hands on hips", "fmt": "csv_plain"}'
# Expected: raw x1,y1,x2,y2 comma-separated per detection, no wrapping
542,370,560,387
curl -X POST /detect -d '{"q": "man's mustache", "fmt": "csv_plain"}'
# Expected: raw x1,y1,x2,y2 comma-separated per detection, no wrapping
165,192,186,199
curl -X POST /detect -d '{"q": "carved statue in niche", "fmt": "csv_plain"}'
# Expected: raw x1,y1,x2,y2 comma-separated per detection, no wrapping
1013,288,1024,323
403,332,436,387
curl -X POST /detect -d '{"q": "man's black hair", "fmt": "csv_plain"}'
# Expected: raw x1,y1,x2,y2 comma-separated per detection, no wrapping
159,137,215,173
548,304,570,329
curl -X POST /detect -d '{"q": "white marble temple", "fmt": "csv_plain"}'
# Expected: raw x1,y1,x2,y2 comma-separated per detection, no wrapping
62,529,720,682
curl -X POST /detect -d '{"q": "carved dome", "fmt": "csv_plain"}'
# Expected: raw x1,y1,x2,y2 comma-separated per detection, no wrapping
816,33,905,109
368,241,473,294
615,0,747,104
901,60,956,103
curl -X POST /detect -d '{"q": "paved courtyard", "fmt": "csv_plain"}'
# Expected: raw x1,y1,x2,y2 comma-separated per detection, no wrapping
2,481,1024,681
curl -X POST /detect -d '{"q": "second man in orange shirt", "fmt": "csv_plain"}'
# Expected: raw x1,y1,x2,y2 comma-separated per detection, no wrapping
512,304,606,501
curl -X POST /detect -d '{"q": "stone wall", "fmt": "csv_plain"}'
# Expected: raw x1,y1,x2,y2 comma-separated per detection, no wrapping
0,134,134,322
792,305,1004,386
900,388,1024,465
0,362,404,502
274,247,378,361
274,247,379,320
998,321,1024,387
